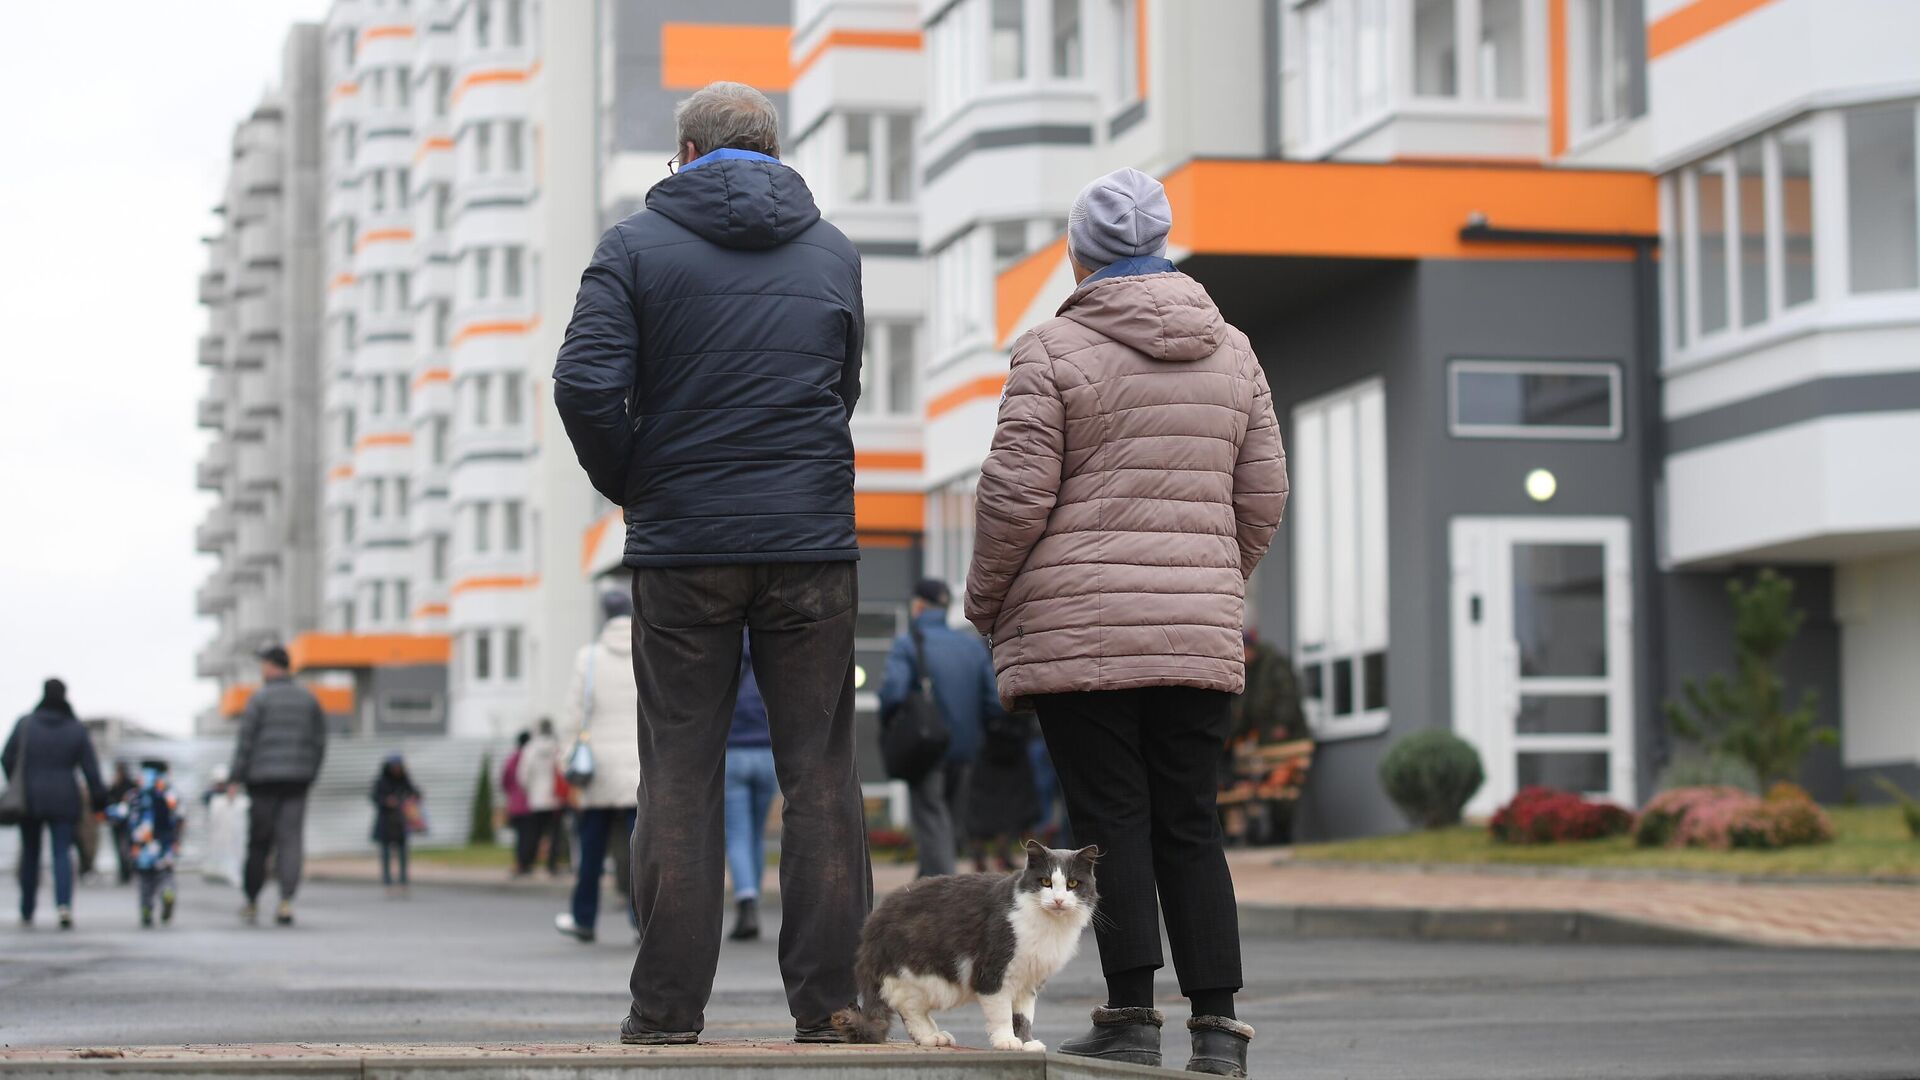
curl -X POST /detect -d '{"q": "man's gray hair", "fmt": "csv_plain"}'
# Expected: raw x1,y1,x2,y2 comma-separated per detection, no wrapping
674,81,781,159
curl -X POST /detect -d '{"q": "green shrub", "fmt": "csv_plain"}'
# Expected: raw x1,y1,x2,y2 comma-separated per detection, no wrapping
469,753,497,847
1379,730,1484,829
1656,753,1760,795
1873,776,1920,840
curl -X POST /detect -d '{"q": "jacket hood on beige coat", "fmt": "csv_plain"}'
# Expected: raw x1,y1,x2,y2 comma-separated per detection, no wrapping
964,268,1289,708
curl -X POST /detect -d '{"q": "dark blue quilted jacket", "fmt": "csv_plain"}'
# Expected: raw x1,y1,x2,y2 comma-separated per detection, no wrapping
553,155,864,565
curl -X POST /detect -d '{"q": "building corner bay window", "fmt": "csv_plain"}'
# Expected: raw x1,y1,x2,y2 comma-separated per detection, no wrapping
1292,379,1389,740
1293,0,1388,148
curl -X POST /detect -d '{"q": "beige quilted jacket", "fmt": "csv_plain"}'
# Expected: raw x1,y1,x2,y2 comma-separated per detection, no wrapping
964,268,1289,708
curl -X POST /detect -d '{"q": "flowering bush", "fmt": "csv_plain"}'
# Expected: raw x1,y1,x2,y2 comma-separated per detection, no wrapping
1489,786,1633,844
1633,784,1833,850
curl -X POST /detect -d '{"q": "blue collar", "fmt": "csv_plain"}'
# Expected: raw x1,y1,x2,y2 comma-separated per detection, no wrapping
680,148,781,172
1084,255,1178,285
912,609,948,631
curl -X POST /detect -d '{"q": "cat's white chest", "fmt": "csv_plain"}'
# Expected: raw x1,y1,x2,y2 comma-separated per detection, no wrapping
1004,898,1089,993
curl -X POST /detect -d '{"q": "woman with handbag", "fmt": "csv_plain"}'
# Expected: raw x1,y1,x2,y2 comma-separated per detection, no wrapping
370,754,422,897
552,589,641,943
3,679,109,929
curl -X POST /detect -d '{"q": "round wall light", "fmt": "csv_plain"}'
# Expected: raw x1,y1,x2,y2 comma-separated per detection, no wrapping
1525,468,1558,503
853,664,868,690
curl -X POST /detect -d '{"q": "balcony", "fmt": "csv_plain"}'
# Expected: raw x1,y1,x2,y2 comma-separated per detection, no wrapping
195,643,230,680
195,448,231,492
196,506,235,553
198,332,227,367
195,573,236,615
199,268,227,305
196,396,226,431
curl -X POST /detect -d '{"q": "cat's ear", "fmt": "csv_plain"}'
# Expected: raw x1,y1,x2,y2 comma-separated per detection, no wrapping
1074,845,1103,863
1024,838,1048,862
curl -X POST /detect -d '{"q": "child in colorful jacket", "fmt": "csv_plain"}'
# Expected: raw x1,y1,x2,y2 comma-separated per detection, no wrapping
110,760,184,927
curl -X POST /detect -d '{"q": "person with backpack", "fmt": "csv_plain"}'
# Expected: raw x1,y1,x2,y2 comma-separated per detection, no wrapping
3,678,108,929
878,578,1002,878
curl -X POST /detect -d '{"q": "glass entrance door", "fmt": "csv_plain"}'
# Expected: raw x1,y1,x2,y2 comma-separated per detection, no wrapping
1450,516,1636,816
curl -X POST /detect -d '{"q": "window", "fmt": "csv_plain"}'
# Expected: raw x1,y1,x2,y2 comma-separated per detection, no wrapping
370,169,387,213
886,115,914,203
1052,0,1083,77
396,166,410,210
1572,0,1638,138
505,119,525,172
474,0,492,48
341,505,356,544
369,477,386,519
992,0,1026,81
394,372,410,416
855,320,921,417
396,477,410,518
431,416,448,464
395,580,410,622
433,300,450,347
366,67,385,108
992,220,1029,270
431,533,448,581
473,121,492,174
502,371,524,425
370,372,387,415
474,629,492,681
370,580,385,623
1292,379,1389,741
503,246,524,297
1449,360,1622,439
1846,103,1919,294
844,113,874,202
473,247,492,299
395,65,411,109
1694,163,1730,335
1781,129,1816,308
473,501,492,553
506,0,524,46
1112,0,1140,104
1291,0,1389,148
886,324,917,415
1413,0,1457,97
1736,138,1768,328
503,499,523,552
396,270,411,312
472,372,492,426
434,68,450,117
1479,0,1525,101
504,627,523,680
433,184,450,232
929,4,979,122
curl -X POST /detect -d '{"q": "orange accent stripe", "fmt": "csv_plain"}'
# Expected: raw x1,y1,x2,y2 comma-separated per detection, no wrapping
854,450,925,472
1548,0,1569,158
450,575,540,595
331,81,359,101
854,491,923,533
580,511,621,576
857,534,918,549
926,375,1007,421
451,317,539,347
1648,0,1776,60
1137,0,1150,99
328,465,355,481
995,235,1069,347
357,432,413,451
218,684,255,718
792,29,922,80
288,632,452,670
360,24,415,42
413,136,454,162
450,66,533,105
356,228,414,252
661,23,795,91
329,272,356,292
413,603,449,619
312,686,357,714
412,367,451,390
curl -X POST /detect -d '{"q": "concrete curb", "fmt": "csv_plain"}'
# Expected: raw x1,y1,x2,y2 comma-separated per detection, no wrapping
0,1044,1184,1079
1281,856,1920,888
1237,904,1745,948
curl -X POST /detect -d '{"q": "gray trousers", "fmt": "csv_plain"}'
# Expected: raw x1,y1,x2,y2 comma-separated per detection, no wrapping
910,760,972,878
137,866,176,912
244,782,308,903
627,563,872,1036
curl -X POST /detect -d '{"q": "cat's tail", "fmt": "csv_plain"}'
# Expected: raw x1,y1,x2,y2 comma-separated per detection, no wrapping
831,980,892,1044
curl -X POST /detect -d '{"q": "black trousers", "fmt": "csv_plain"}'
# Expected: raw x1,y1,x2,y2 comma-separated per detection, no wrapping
513,809,561,873
244,781,310,904
1034,687,1242,996
627,562,872,1035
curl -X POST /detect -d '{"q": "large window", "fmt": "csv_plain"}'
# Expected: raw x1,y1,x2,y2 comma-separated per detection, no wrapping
1052,0,1083,77
841,113,914,205
1291,0,1389,149
1571,0,1640,139
991,0,1026,81
855,321,919,417
1846,103,1919,294
1450,360,1621,440
1292,379,1389,741
1409,0,1527,102
843,113,873,202
1412,0,1456,97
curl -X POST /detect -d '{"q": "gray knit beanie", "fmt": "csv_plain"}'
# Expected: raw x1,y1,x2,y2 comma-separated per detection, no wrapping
1067,167,1172,270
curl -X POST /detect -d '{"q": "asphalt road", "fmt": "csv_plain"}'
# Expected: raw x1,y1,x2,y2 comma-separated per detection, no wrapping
2,877,1917,1079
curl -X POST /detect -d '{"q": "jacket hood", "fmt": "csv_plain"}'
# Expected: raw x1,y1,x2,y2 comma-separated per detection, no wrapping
599,615,632,656
29,708,75,728
1057,269,1227,363
646,158,822,250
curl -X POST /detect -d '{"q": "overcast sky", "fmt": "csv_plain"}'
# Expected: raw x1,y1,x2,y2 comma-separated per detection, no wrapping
0,2,332,735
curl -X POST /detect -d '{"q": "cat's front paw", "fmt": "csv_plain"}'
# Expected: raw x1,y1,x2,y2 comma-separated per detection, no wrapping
917,1030,955,1048
1022,1040,1047,1053
990,1033,1027,1052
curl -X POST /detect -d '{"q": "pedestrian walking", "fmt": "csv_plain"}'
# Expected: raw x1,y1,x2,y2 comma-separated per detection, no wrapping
105,762,137,885
550,591,641,944
108,759,183,927
965,707,1041,873
554,81,872,1045
370,754,421,897
228,644,328,927
501,730,533,876
964,167,1288,1076
877,579,1002,878
517,719,563,877
723,631,777,942
3,679,108,929
200,765,248,886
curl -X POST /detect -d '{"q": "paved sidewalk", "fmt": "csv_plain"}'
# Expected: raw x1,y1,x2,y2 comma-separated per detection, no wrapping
311,849,1920,950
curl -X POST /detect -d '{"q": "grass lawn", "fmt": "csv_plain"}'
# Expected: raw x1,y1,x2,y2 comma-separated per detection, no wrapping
413,843,518,870
1292,805,1920,879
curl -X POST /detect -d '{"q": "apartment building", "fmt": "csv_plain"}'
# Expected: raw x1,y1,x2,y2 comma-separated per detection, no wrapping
195,25,330,734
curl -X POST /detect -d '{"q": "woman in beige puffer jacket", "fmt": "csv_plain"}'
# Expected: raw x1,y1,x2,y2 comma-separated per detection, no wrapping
965,168,1286,1077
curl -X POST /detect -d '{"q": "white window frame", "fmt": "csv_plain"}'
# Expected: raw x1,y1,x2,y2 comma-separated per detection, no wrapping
1112,0,1141,106
1566,0,1634,146
1404,0,1540,110
1292,378,1390,742
855,318,920,418
1447,359,1623,440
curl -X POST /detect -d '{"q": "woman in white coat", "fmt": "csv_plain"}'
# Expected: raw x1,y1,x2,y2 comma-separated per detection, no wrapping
552,590,641,943
515,719,563,875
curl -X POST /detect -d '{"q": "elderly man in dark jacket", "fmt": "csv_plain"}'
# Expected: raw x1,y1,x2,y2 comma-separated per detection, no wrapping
553,80,870,1047
229,644,327,927
4,679,107,929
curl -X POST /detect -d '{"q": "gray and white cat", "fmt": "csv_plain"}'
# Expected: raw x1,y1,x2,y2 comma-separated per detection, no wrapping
834,841,1100,1052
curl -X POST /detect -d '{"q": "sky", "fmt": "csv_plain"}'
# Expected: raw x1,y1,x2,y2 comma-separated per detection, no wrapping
0,1,332,735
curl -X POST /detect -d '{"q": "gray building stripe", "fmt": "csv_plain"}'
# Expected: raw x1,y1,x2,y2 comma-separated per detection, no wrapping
457,196,529,219
855,240,921,258
454,449,530,468
922,124,1094,184
1108,100,1148,140
364,332,413,344
1666,371,1920,454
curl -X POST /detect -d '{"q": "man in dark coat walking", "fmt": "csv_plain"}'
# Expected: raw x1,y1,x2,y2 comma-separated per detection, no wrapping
553,80,871,1047
4,678,108,928
228,645,327,926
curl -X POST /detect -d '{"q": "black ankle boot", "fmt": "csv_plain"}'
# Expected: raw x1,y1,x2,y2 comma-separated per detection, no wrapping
1058,1006,1164,1067
1186,1015,1255,1076
728,898,760,941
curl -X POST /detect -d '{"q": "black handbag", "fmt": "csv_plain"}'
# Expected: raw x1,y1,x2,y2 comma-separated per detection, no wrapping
880,625,951,784
0,719,29,827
